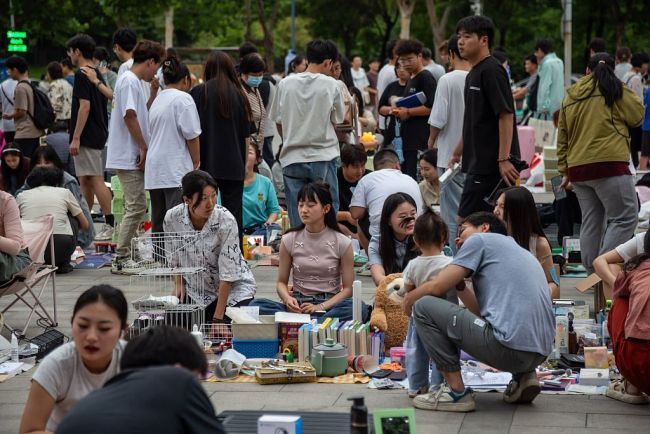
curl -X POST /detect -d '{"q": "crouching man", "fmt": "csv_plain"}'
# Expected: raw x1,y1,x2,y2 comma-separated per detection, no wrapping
403,212,555,412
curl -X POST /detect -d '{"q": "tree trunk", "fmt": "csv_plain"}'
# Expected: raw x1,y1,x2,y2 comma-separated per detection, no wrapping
424,0,451,62
164,7,174,49
244,0,253,42
255,0,276,72
398,0,416,40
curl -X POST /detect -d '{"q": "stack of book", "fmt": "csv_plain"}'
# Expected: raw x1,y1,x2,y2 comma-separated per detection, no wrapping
297,318,384,363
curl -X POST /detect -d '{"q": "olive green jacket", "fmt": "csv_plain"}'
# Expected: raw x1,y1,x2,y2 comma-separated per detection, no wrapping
557,75,643,175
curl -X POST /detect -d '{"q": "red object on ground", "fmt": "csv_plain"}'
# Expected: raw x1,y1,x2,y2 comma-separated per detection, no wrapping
608,297,650,394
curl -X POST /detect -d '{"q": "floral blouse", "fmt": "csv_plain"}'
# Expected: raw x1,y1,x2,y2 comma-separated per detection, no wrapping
163,203,256,306
47,79,72,121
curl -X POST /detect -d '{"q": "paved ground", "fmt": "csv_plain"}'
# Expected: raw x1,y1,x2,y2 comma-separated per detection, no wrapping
2,264,650,433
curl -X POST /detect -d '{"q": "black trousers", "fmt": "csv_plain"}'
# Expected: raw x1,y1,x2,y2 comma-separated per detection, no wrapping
216,178,244,239
4,131,15,144
402,149,419,180
149,187,183,262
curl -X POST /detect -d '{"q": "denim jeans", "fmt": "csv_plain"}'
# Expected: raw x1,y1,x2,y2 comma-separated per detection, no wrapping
437,167,465,255
406,316,443,393
282,159,340,228
249,292,370,323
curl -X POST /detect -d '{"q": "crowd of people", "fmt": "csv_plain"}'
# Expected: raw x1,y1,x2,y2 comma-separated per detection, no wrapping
1,11,649,431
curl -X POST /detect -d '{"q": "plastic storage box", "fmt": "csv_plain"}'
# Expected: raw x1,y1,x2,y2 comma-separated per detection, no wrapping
232,338,280,358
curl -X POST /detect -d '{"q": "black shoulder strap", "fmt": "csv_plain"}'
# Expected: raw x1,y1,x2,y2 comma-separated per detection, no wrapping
1,84,13,106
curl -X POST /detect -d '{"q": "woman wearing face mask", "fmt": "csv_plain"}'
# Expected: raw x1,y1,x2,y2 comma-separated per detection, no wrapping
164,170,256,323
0,147,30,196
239,54,267,158
20,285,128,434
146,56,201,241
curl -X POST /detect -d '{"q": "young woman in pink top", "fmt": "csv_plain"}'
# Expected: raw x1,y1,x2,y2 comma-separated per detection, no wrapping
0,190,30,284
250,181,369,321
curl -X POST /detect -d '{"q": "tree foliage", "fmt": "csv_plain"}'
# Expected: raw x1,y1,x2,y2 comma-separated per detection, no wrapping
2,0,650,79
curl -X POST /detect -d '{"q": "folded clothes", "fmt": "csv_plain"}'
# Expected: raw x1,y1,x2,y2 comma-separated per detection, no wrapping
132,295,180,310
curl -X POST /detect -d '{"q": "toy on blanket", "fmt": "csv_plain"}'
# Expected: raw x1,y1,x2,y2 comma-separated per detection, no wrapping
369,273,410,351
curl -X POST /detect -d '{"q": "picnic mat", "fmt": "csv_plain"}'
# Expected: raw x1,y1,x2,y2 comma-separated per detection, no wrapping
205,373,370,384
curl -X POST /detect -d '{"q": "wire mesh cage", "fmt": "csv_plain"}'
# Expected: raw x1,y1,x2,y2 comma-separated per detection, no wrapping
127,232,209,335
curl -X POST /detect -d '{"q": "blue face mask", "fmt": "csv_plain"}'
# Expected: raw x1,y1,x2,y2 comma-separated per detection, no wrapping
246,75,263,88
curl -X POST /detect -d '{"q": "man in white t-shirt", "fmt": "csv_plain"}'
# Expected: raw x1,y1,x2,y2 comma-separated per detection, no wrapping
349,149,423,240
351,55,370,94
427,34,470,253
269,39,345,227
106,40,164,271
0,77,17,143
422,47,446,81
112,28,153,101
376,40,399,131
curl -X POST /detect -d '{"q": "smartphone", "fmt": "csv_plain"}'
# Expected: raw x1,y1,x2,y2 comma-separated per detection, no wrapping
551,176,567,200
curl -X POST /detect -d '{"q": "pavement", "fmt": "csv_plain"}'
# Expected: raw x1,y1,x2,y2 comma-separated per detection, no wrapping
2,263,650,433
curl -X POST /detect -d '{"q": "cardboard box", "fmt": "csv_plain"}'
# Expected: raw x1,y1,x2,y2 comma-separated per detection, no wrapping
579,368,609,387
258,415,302,434
575,273,611,312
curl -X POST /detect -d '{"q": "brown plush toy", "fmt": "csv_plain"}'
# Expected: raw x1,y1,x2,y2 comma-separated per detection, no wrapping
369,273,410,351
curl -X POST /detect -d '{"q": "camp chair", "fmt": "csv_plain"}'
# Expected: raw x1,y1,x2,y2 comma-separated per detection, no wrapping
0,215,58,336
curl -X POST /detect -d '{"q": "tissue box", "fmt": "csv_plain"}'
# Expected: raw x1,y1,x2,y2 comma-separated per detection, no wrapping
584,346,609,369
258,415,302,434
579,368,609,387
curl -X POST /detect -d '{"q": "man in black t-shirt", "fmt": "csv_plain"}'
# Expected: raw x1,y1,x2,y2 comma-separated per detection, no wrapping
67,33,114,240
337,144,371,238
393,39,437,180
449,16,520,219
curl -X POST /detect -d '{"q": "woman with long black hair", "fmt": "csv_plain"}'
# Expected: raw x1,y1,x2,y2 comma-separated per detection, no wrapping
367,192,419,285
191,51,252,236
557,53,644,272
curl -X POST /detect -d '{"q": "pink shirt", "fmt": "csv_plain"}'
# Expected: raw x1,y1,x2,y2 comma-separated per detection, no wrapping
282,227,352,296
614,261,650,340
0,190,24,255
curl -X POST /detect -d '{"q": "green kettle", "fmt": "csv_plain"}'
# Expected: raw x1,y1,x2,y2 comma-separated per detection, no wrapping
310,338,348,377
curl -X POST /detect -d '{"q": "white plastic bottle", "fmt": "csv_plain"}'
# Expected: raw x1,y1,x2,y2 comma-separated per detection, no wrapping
191,324,203,347
11,332,19,362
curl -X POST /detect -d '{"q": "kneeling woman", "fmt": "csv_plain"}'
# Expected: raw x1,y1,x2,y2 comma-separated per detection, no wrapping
20,285,128,434
164,170,256,323
605,229,650,404
251,182,368,321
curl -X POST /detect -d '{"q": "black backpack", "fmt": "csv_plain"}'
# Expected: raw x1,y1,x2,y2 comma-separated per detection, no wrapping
19,80,55,130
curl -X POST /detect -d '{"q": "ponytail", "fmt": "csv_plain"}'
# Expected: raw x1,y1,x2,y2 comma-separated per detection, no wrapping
587,53,622,107
623,228,650,273
162,56,190,85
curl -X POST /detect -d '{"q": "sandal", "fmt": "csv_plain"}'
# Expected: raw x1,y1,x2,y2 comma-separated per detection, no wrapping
606,379,649,405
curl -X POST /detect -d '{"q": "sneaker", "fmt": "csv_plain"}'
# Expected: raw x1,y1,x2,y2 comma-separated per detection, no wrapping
503,372,541,404
606,379,649,405
56,262,74,274
111,259,144,275
412,385,475,412
94,225,114,241
408,385,430,398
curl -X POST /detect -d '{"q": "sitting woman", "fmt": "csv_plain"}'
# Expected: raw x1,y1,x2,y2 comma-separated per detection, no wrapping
593,230,646,291
250,181,368,321
241,143,281,238
368,192,419,286
0,146,30,196
604,228,650,403
16,166,89,273
418,149,440,210
0,190,31,285
493,187,560,299
164,170,256,323
16,145,95,248
20,285,128,434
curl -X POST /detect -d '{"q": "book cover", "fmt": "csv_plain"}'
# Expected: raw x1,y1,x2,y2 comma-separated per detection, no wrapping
395,91,426,108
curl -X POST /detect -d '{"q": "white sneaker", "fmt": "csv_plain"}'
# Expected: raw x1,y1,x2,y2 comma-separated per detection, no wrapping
94,225,115,241
413,385,475,412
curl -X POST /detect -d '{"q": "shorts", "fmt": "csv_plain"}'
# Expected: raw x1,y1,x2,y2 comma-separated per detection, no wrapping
457,173,503,219
74,146,105,177
642,131,650,157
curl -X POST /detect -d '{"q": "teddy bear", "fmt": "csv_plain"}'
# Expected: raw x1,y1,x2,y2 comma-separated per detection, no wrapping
369,273,410,352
